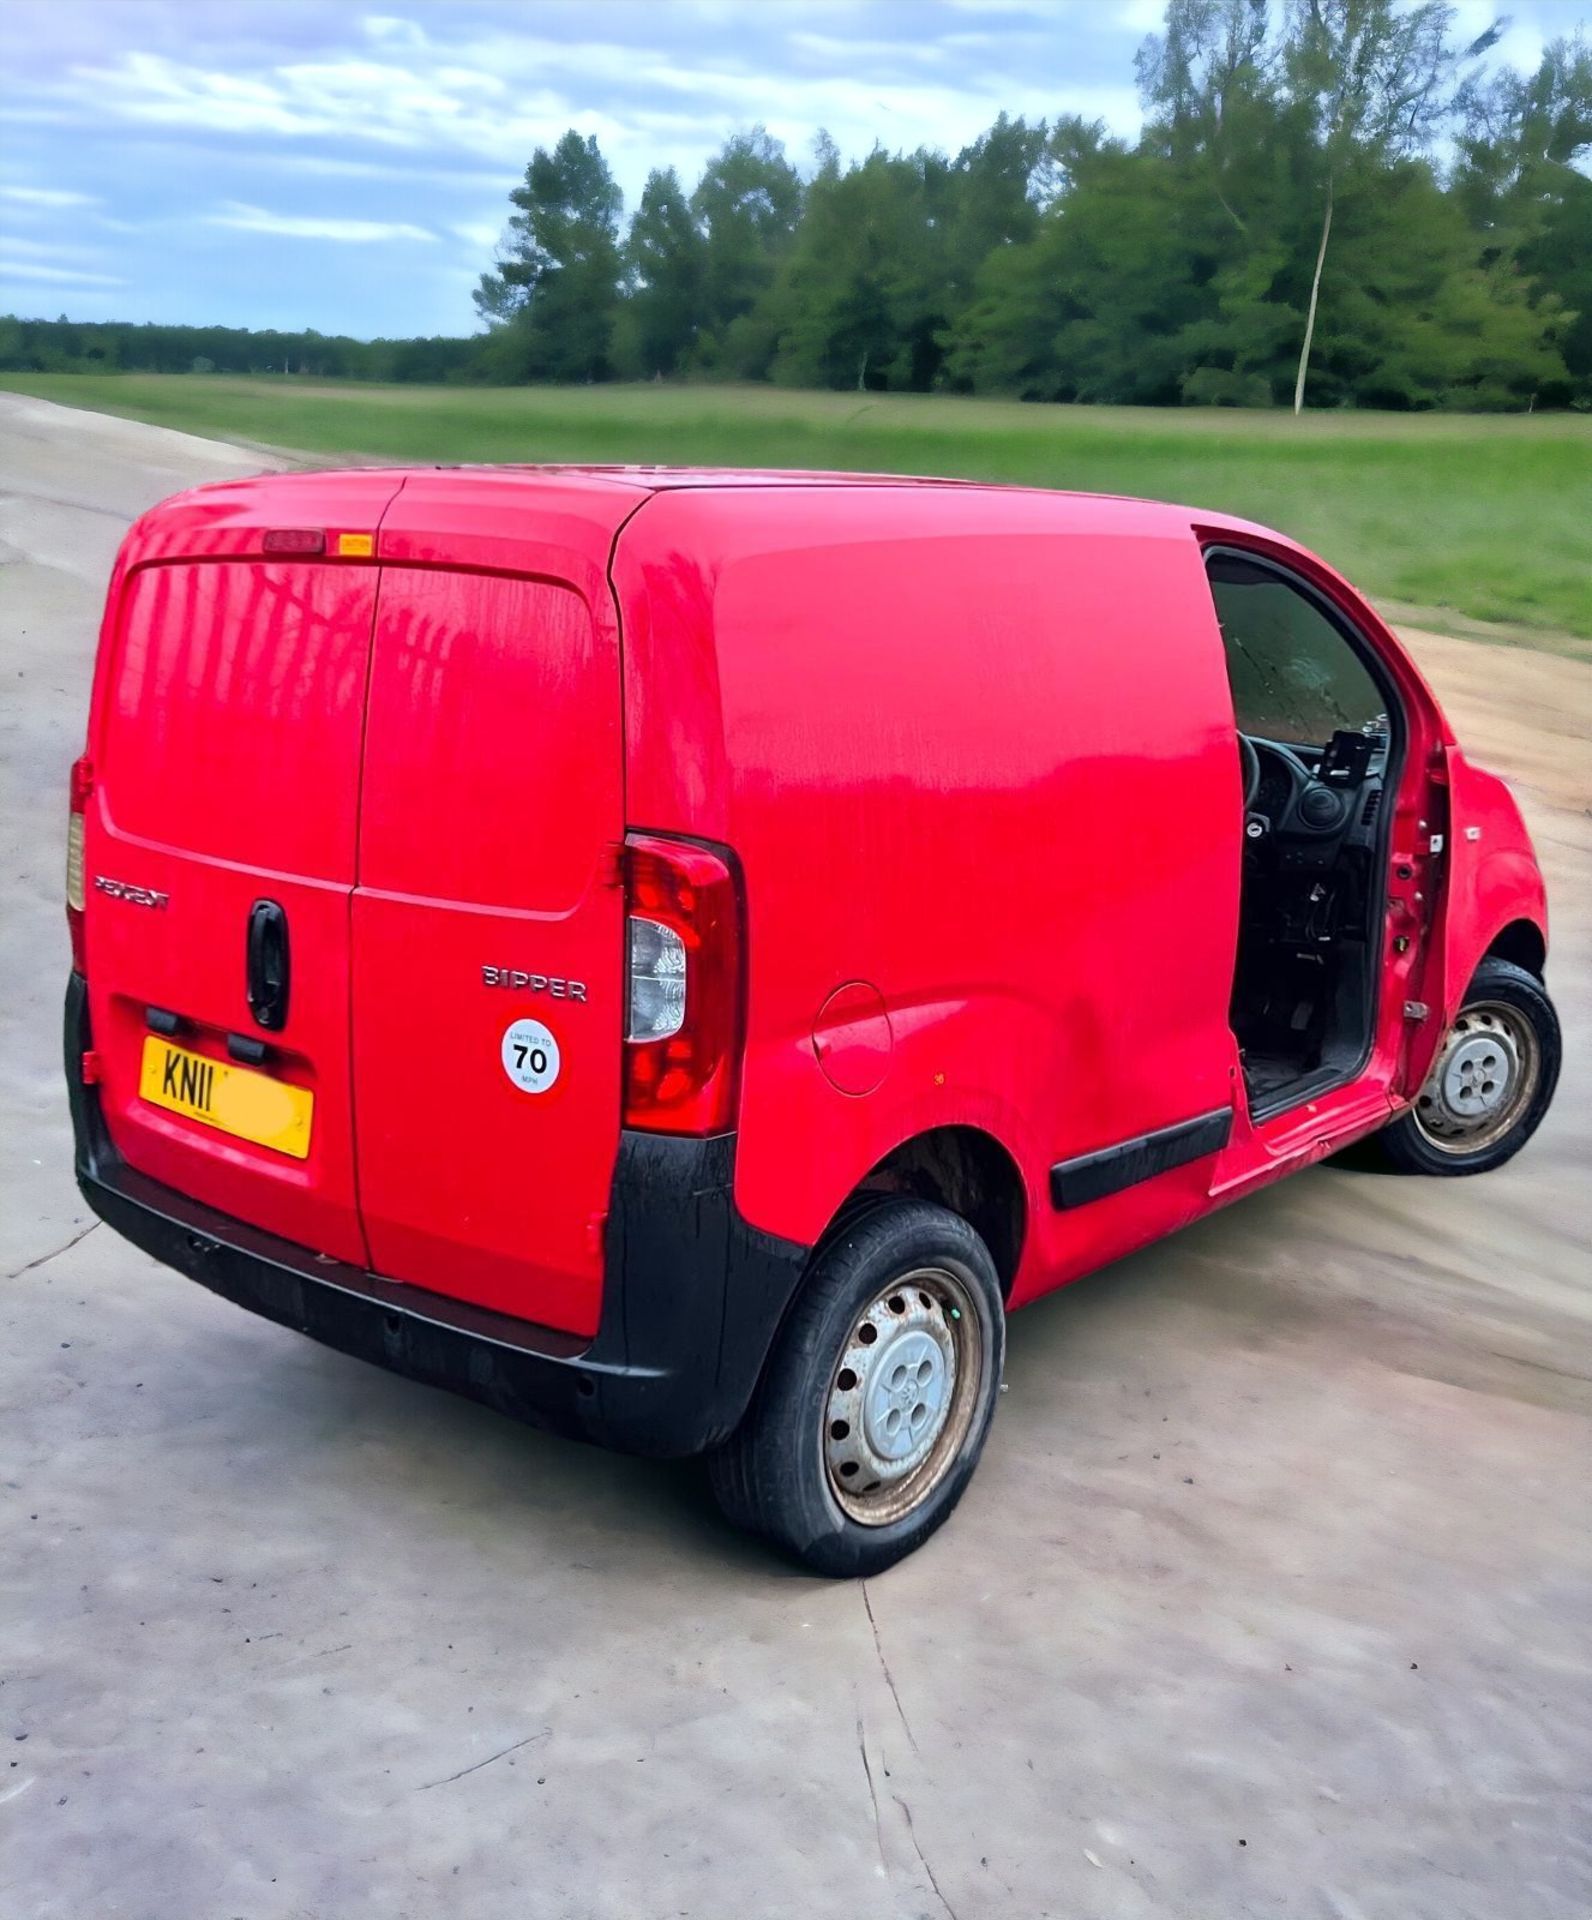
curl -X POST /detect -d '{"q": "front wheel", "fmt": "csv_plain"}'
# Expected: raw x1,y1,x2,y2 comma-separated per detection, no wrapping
1374,956,1560,1176
709,1198,1005,1577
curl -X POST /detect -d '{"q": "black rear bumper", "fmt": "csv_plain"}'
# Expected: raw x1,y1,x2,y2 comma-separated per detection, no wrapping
66,974,808,1458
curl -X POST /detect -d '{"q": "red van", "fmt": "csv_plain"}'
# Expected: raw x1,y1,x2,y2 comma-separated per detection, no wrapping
66,469,1559,1574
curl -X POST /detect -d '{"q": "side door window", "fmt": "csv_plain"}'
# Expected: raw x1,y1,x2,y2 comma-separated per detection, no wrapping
1207,553,1387,747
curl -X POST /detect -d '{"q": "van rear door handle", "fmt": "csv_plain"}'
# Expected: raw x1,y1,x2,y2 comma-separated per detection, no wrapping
246,899,290,1031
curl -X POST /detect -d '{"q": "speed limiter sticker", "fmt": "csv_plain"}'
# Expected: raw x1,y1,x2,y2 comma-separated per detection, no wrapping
501,1017,561,1095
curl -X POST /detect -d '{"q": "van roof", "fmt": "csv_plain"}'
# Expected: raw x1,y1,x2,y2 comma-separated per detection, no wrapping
494,465,1040,489
156,460,1210,505
121,463,1290,570
375,463,1187,506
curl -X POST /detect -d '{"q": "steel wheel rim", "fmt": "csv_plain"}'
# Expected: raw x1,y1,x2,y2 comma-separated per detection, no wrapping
1413,1000,1539,1156
823,1266,982,1528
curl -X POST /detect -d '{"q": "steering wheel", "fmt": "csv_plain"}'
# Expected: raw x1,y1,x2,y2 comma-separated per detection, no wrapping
1238,732,1261,812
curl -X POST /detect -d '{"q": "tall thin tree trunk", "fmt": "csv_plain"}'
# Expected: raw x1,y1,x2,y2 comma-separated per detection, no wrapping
1293,178,1334,417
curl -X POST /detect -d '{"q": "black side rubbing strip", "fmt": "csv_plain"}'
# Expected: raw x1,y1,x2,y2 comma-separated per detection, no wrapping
1050,1108,1233,1211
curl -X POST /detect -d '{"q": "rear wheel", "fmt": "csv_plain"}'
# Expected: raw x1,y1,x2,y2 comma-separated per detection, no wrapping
1374,956,1559,1176
710,1198,1005,1577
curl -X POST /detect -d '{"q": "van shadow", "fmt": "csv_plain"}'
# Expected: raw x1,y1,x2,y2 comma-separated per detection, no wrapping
251,1164,1368,1584
273,1327,802,1583
1009,1172,1341,1361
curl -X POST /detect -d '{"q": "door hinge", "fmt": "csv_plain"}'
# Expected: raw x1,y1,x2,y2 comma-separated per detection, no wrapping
1403,1001,1430,1021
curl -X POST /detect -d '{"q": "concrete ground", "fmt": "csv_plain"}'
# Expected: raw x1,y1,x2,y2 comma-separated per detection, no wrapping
1,390,1588,1920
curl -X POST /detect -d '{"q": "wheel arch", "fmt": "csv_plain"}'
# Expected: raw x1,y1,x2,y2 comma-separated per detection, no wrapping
1484,917,1546,982
825,1124,1028,1297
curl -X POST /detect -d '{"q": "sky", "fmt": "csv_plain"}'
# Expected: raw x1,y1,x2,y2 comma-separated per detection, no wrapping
1,0,1582,340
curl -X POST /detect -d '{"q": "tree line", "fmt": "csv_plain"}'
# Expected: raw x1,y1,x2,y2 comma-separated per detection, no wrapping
6,1,1590,410
0,316,476,384
471,0,1590,410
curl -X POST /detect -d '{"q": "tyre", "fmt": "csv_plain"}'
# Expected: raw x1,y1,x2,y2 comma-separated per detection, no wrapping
709,1198,1005,1577
1373,956,1560,1176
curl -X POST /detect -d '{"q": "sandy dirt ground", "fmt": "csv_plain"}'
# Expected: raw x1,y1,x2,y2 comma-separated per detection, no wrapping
1,391,1588,1920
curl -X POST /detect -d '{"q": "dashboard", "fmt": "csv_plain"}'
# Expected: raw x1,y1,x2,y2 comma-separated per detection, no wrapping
1243,732,1389,874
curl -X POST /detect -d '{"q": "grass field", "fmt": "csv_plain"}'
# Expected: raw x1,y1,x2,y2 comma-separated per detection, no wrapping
6,372,1589,642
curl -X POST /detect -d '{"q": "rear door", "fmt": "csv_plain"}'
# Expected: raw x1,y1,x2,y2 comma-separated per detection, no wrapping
351,477,639,1339
85,492,399,1265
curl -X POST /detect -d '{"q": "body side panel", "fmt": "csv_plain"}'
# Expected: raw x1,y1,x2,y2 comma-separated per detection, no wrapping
613,487,1245,1307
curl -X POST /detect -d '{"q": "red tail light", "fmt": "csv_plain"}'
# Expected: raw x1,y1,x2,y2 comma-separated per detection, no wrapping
622,833,743,1135
66,754,92,971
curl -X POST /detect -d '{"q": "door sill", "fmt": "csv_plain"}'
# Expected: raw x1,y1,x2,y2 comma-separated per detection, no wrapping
1243,1062,1351,1125
1213,1077,1393,1200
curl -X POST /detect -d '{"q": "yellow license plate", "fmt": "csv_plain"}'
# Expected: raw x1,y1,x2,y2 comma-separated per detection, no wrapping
139,1036,313,1160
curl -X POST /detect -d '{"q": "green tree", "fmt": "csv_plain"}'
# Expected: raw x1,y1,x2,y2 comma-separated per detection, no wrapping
1455,34,1592,401
769,143,953,390
1135,0,1296,402
945,127,1211,403
942,114,1047,302
690,128,803,374
474,131,623,382
1296,158,1563,407
1281,0,1467,412
622,167,706,377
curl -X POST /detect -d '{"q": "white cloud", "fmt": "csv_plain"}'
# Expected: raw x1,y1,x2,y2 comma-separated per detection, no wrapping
204,199,437,241
452,220,502,250
942,0,1093,13
44,35,1141,205
788,30,958,63
0,260,126,284
0,234,107,259
363,15,430,49
256,152,508,187
0,184,100,207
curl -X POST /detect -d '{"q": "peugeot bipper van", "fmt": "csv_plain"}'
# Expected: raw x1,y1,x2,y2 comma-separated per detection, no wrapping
66,469,1559,1575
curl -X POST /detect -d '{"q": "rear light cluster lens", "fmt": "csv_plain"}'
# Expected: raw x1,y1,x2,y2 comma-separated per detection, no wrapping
622,833,742,1135
65,813,86,914
627,916,687,1040
66,754,92,970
